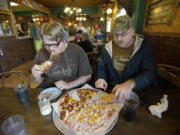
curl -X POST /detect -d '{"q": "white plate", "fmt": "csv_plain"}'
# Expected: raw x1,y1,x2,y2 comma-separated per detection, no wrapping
40,87,62,101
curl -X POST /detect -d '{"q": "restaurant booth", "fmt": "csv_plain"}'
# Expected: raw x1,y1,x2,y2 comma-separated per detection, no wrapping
0,0,180,135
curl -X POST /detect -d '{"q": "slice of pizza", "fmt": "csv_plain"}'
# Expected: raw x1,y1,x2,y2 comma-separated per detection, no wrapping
39,61,52,73
99,93,115,104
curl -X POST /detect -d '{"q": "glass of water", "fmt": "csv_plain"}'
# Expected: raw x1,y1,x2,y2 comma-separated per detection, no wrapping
1,115,28,135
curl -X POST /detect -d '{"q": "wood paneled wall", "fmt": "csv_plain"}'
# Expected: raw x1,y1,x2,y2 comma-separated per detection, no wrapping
145,35,180,67
142,0,180,68
0,37,36,72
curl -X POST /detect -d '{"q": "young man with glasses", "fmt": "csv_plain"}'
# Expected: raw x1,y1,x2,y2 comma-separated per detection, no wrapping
31,21,92,89
95,15,157,102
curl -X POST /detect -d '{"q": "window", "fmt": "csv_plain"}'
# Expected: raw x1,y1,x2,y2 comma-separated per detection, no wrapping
0,14,13,36
116,8,126,18
106,18,111,32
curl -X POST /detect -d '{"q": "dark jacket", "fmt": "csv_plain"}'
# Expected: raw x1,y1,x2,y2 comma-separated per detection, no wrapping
80,40,93,53
97,39,157,90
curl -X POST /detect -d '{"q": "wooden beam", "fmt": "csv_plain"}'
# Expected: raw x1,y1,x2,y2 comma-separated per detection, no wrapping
117,0,133,16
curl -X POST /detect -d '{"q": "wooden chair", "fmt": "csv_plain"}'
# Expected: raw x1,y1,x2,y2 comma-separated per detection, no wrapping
0,71,30,88
157,64,180,88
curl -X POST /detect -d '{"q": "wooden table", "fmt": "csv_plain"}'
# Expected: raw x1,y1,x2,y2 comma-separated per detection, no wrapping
0,87,180,135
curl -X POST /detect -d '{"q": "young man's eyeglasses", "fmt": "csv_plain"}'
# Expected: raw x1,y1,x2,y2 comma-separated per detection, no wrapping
43,39,62,47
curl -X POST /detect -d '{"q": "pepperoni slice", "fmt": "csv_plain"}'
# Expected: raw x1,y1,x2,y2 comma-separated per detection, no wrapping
60,102,66,107
60,111,66,120
107,111,113,119
67,105,74,112
64,95,70,103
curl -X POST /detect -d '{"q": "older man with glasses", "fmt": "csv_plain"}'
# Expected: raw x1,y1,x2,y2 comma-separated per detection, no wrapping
95,15,157,102
31,21,92,89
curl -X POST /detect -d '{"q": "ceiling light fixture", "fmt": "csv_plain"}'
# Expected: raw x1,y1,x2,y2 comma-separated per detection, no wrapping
70,10,73,14
107,8,112,14
64,7,82,15
100,17,104,21
76,14,86,22
64,7,70,13
10,2,19,6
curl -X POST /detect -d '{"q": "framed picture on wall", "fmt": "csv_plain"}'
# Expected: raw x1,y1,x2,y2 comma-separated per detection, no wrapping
0,14,13,36
0,0,9,11
146,0,179,26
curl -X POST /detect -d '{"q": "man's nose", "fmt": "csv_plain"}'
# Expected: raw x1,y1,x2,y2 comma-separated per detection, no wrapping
117,36,123,41
49,46,54,52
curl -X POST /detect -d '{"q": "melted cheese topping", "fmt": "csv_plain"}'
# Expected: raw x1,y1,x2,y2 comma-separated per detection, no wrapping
59,89,115,133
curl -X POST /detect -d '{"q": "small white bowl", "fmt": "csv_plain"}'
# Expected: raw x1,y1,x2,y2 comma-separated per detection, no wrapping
40,87,62,101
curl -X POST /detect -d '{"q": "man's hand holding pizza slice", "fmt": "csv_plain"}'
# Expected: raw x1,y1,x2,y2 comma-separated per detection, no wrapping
39,61,53,74
31,61,52,82
31,64,43,82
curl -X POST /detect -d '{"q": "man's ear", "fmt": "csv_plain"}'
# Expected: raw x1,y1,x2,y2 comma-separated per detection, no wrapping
62,39,66,43
129,28,135,36
130,28,135,33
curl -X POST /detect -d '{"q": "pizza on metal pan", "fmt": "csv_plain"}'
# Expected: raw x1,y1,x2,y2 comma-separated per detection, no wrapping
58,89,121,135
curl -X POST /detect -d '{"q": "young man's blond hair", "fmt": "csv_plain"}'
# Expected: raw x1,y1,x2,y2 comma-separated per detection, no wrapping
41,21,65,42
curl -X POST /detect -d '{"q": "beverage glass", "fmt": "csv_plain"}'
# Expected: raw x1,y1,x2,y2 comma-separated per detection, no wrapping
14,84,29,104
32,76,42,83
122,92,140,122
1,115,28,135
38,98,52,115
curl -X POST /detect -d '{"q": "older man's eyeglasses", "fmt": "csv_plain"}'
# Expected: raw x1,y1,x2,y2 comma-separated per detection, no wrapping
43,39,62,47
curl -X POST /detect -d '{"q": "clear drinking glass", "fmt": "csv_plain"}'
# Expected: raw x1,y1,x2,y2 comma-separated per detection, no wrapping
32,76,42,83
38,98,52,115
1,115,28,135
122,92,140,122
14,84,29,104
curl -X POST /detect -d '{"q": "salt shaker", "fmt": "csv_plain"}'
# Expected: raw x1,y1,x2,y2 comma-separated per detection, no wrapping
38,98,52,115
